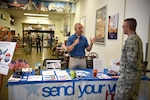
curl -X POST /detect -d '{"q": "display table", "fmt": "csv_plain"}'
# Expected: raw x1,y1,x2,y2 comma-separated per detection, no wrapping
7,69,149,100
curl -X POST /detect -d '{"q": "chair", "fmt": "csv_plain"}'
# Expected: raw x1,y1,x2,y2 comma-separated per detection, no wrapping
142,61,150,77
87,52,98,58
86,52,98,68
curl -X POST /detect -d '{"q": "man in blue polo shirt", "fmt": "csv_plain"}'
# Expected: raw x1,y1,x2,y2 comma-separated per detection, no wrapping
67,23,96,69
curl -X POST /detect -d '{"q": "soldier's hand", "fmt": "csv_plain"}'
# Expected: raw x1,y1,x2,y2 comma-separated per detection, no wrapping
115,62,120,66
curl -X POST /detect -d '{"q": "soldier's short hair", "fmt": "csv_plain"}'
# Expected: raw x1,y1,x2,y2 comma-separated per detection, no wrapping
124,18,137,30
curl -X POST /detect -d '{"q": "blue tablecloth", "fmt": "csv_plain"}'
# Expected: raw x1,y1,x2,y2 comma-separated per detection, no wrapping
7,68,149,100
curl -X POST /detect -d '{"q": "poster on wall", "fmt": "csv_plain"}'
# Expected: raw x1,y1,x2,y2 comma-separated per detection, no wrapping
95,5,107,45
108,14,119,39
0,41,16,75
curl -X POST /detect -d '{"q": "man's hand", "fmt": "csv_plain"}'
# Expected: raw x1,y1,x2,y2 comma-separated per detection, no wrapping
90,37,96,44
86,37,96,51
74,38,79,45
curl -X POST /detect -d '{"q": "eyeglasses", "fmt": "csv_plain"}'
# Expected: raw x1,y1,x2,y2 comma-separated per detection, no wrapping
122,26,128,28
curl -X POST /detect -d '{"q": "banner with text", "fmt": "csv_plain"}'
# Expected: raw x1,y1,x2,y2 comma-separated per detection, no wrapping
8,80,148,100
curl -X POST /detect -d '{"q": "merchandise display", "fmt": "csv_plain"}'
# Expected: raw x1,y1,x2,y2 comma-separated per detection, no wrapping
8,68,119,82
7,68,149,100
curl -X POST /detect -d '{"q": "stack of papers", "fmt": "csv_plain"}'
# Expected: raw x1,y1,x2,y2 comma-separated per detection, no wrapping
55,70,71,80
8,75,21,82
42,70,55,75
76,70,90,78
43,75,56,81
110,58,120,72
42,70,57,81
97,74,111,79
27,75,42,81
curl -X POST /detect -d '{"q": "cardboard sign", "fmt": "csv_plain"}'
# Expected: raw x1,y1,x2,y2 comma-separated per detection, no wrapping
0,41,16,75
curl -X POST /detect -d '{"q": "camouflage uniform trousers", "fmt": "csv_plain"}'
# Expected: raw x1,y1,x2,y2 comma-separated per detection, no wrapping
25,43,32,54
114,78,141,100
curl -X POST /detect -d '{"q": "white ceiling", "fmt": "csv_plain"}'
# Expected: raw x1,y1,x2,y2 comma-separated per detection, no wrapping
4,8,67,20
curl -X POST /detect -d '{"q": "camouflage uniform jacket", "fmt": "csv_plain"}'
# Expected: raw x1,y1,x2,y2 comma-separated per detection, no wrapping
119,33,143,80
114,33,144,100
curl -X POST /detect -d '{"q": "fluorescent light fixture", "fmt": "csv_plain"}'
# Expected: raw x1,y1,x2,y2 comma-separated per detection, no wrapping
61,0,70,1
45,0,69,1
24,13,49,17
27,16,49,20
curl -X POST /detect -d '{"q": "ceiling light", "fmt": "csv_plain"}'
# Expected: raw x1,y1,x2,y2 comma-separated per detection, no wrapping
61,0,70,1
24,13,49,17
45,0,70,1
27,16,49,20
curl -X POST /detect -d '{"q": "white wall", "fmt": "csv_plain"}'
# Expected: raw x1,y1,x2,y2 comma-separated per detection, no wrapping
71,0,81,32
55,16,68,43
78,0,150,68
79,0,125,68
125,0,150,61
0,9,10,28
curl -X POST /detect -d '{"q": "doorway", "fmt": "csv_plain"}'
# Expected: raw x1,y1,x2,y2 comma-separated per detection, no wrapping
23,30,54,48
22,23,55,48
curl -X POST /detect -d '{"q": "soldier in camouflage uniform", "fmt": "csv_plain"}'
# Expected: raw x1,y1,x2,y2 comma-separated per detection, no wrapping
114,18,144,100
25,31,32,54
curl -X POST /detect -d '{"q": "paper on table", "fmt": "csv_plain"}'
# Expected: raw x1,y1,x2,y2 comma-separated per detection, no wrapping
110,58,120,72
97,74,112,79
42,70,57,81
42,70,55,76
8,75,21,82
43,75,56,81
76,70,90,78
27,75,42,81
55,70,71,80
93,58,103,72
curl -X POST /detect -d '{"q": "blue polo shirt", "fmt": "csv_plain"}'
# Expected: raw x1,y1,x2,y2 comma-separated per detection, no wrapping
67,34,89,56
